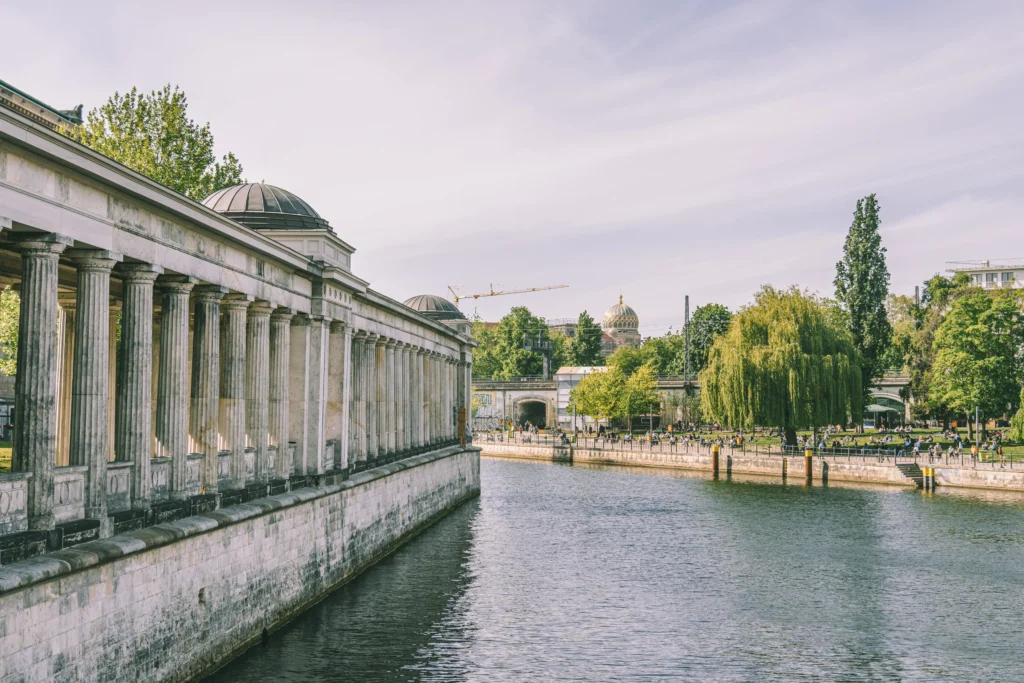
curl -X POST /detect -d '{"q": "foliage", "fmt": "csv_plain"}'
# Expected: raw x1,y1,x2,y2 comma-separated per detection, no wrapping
928,288,1024,424
565,310,604,367
471,307,563,379
568,368,621,424
834,194,892,397
700,286,864,442
0,289,18,376
1011,388,1024,443
878,294,916,370
620,363,660,430
687,303,732,375
606,344,649,377
67,85,244,200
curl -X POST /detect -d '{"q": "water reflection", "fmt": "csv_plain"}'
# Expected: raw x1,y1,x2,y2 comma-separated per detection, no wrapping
210,457,1024,682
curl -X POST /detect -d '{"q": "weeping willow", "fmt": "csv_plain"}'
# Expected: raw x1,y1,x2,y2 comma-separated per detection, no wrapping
700,286,863,439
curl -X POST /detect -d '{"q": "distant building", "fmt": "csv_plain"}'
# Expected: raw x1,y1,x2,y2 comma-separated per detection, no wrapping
0,79,81,131
403,294,473,336
555,366,607,428
946,259,1023,289
544,295,642,358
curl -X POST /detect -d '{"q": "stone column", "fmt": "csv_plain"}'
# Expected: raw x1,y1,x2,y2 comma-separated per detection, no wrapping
246,301,273,484
385,339,397,457
414,348,425,449
326,321,346,471
107,303,119,463
156,277,194,499
432,354,442,444
289,315,311,477
423,351,433,446
306,316,330,475
340,324,353,471
375,337,387,461
404,345,414,451
441,356,450,441
67,249,121,523
115,263,162,510
190,285,227,493
268,308,293,478
12,234,71,530
394,342,405,455
364,334,379,463
349,332,365,468
218,294,250,490
55,296,75,468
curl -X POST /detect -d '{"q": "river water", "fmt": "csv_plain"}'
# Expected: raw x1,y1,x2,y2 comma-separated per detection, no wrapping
208,458,1024,682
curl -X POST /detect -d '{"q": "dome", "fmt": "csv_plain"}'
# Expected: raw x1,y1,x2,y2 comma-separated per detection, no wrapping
403,294,466,321
602,295,639,331
201,183,332,231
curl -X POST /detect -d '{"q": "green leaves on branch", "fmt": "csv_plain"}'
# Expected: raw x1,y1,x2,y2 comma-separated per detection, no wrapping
699,286,864,432
471,307,565,379
568,363,660,428
66,85,244,201
0,289,19,376
565,310,604,367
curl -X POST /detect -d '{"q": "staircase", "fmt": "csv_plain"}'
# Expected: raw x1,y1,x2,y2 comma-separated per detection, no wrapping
896,462,924,488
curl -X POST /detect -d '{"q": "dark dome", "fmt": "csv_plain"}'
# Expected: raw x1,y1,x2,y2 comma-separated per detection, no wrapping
202,183,332,231
403,294,466,321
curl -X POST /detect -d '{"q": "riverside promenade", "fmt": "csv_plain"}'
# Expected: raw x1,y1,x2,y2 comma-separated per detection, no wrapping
477,434,1024,492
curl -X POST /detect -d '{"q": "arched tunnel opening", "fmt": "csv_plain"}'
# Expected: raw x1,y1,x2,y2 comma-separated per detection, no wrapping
517,400,547,429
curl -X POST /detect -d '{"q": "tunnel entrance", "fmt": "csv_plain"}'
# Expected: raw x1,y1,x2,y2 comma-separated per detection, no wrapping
517,400,547,429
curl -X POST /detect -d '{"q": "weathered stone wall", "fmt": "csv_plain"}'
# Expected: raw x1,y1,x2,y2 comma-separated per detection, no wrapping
0,447,480,682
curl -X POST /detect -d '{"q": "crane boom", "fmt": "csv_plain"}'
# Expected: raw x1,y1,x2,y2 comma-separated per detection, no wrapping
447,283,568,308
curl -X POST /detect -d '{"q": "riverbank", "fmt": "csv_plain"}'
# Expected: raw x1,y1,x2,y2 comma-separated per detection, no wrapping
0,446,480,683
478,441,1024,492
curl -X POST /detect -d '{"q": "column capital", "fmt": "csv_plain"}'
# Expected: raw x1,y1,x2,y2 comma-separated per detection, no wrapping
271,306,296,323
66,248,123,272
375,335,388,347
156,274,196,295
57,292,77,311
10,231,73,256
363,332,379,343
330,320,348,333
221,292,253,312
352,329,368,341
117,261,164,283
248,300,274,318
385,338,398,348
194,284,229,302
291,313,311,327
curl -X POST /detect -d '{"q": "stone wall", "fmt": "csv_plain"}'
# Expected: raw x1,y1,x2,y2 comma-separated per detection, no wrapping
0,447,480,682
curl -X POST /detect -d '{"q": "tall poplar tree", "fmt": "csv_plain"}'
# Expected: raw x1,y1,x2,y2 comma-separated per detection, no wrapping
700,286,863,445
834,194,891,396
566,311,604,366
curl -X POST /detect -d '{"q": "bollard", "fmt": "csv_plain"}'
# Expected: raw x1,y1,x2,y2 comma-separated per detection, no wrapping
712,444,720,479
805,448,813,484
782,457,787,481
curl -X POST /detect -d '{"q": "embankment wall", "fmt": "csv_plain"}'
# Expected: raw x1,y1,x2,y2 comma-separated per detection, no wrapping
0,447,480,683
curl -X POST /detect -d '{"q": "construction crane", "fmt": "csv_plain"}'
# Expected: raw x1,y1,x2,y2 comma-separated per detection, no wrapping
447,283,568,308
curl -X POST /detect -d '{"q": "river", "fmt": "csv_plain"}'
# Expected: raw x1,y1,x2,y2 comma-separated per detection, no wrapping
207,457,1024,682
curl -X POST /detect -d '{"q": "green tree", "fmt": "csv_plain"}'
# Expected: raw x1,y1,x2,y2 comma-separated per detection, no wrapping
568,368,620,426
620,363,660,431
687,303,731,375
471,307,559,379
0,288,19,376
928,288,1024,437
834,194,891,396
67,85,244,200
606,344,649,377
1010,388,1024,443
700,286,864,445
565,311,604,366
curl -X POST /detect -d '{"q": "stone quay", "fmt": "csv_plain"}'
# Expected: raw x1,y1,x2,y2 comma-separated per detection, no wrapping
0,102,480,681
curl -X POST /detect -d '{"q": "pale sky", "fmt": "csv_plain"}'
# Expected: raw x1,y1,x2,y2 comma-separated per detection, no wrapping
6,1,1024,335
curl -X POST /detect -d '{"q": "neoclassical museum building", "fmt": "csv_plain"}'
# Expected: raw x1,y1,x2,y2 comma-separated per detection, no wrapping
0,84,474,558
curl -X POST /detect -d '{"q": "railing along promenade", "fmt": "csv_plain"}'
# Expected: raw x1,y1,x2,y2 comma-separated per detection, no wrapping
476,432,1017,471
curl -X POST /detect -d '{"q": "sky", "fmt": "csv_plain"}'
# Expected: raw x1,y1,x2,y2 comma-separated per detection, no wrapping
6,0,1024,336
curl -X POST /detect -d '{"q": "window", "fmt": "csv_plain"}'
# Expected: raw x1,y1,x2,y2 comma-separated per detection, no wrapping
1002,272,1014,285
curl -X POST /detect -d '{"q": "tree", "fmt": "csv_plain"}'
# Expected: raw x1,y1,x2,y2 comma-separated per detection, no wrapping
928,288,1024,438
568,368,619,426
0,288,19,376
834,194,891,397
565,311,604,367
1010,388,1024,443
67,85,244,201
687,304,731,375
606,344,650,377
700,286,864,445
620,363,660,431
471,307,561,380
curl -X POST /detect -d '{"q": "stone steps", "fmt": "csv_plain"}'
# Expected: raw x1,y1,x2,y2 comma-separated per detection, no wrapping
896,462,924,488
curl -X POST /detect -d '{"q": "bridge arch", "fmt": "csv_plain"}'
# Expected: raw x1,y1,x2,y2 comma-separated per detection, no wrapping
512,394,552,429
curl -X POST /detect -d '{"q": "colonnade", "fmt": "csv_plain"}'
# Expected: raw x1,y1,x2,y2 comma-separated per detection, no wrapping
6,234,469,535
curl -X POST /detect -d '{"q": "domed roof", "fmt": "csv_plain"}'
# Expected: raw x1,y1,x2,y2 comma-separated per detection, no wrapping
403,294,466,321
603,295,639,331
201,183,332,231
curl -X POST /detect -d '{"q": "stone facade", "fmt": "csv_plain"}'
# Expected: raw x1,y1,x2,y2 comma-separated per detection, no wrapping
0,447,480,682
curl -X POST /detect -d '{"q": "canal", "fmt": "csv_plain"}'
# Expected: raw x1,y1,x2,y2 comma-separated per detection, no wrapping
208,457,1024,681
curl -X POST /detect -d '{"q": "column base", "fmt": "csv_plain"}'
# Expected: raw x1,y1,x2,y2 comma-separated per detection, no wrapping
189,493,218,516
151,499,191,526
288,474,312,490
268,478,289,496
218,488,247,508
0,530,48,566
245,482,269,502
48,519,101,550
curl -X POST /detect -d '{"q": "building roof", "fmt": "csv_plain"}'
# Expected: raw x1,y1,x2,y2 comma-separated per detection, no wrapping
403,294,466,321
201,183,333,231
0,79,82,131
555,366,608,375
603,295,639,330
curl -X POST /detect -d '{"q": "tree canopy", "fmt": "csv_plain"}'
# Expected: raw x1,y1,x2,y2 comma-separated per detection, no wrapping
565,310,604,367
834,194,891,397
688,303,732,375
928,288,1024,426
700,286,863,443
472,307,564,379
67,85,244,200
568,363,660,430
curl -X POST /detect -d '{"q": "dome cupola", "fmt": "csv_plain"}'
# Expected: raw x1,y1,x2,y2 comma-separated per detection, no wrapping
202,183,332,232
602,295,639,332
403,294,466,321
